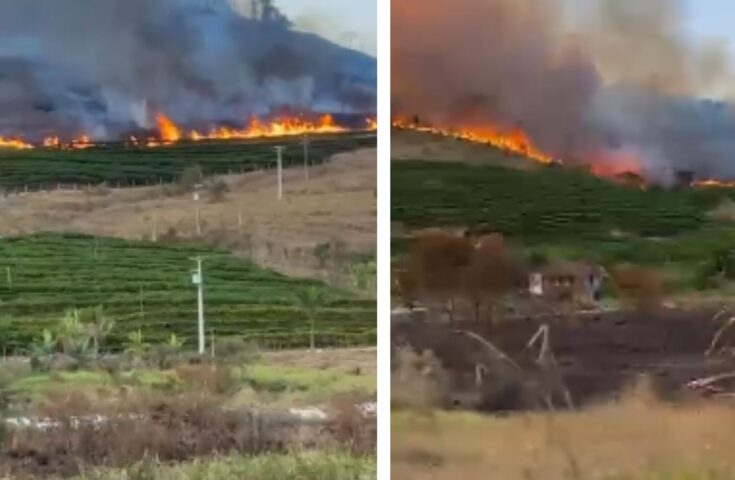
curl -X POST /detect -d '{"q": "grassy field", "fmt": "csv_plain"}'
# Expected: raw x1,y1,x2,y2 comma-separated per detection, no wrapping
392,160,735,292
0,233,375,351
0,133,375,189
69,451,376,480
392,389,735,480
1,348,376,411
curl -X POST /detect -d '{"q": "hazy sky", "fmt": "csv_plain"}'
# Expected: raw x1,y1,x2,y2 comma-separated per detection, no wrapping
278,0,376,56
685,1,735,49
563,0,735,56
227,0,375,57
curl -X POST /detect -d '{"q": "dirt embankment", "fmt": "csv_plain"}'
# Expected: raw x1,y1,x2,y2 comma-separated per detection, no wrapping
0,149,376,282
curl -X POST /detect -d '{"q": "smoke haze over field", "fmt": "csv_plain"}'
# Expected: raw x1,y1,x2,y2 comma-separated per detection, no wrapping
392,0,735,182
0,0,376,142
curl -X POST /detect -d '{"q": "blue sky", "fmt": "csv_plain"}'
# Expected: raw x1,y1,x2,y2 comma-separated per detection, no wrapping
685,1,735,50
278,0,376,56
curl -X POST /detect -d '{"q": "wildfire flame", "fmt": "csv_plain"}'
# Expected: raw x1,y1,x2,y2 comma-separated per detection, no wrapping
69,135,94,150
393,119,735,190
393,119,555,165
42,135,95,150
186,114,347,142
156,113,183,143
1,113,373,150
0,136,33,150
692,179,735,188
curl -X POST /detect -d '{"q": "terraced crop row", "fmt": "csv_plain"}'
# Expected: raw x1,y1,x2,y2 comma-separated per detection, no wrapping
0,233,376,351
392,161,726,240
0,133,376,189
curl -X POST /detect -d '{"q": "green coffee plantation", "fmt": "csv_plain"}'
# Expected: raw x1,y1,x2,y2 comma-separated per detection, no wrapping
392,160,728,240
0,233,376,352
0,132,375,189
392,160,735,291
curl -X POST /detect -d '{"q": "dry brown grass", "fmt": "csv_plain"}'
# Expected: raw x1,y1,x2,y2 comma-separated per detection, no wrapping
174,363,238,395
392,381,735,479
2,387,367,478
0,149,376,280
260,347,376,376
3,391,256,477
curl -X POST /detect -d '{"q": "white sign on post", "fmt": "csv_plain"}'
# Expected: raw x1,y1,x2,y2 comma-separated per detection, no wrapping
192,273,201,285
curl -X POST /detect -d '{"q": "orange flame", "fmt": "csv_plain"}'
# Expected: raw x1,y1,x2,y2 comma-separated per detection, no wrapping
189,114,347,141
393,119,555,164
692,179,735,188
589,149,644,178
69,135,94,150
3,113,369,150
42,135,95,150
156,113,182,143
0,136,33,150
43,136,61,148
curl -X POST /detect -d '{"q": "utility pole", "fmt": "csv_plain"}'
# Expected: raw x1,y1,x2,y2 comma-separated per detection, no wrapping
192,257,206,355
275,146,285,200
303,135,310,181
151,212,158,243
193,191,202,236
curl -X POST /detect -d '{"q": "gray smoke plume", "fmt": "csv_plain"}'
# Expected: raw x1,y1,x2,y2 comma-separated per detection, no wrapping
0,0,376,141
392,0,735,182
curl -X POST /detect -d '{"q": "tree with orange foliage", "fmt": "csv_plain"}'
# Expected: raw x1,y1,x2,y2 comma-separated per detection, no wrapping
610,265,664,311
462,234,526,322
404,231,474,321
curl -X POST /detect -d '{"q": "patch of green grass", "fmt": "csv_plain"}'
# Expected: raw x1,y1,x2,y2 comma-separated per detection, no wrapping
72,450,376,480
238,364,375,399
9,370,112,395
7,368,176,402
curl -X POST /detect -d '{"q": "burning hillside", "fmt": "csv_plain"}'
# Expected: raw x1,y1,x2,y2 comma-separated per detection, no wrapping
392,0,735,185
0,0,376,146
0,113,373,150
392,119,556,165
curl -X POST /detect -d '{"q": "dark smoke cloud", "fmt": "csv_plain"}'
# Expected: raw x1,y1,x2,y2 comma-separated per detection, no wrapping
0,0,376,141
392,0,735,181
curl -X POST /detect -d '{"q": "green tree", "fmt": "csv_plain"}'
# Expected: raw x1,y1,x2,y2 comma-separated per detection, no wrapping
349,260,376,298
80,306,115,358
167,333,185,350
125,329,149,359
29,328,57,371
56,310,91,358
297,287,328,351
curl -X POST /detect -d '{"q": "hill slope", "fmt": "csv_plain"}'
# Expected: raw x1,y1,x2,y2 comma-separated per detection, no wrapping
0,233,375,352
0,148,377,282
